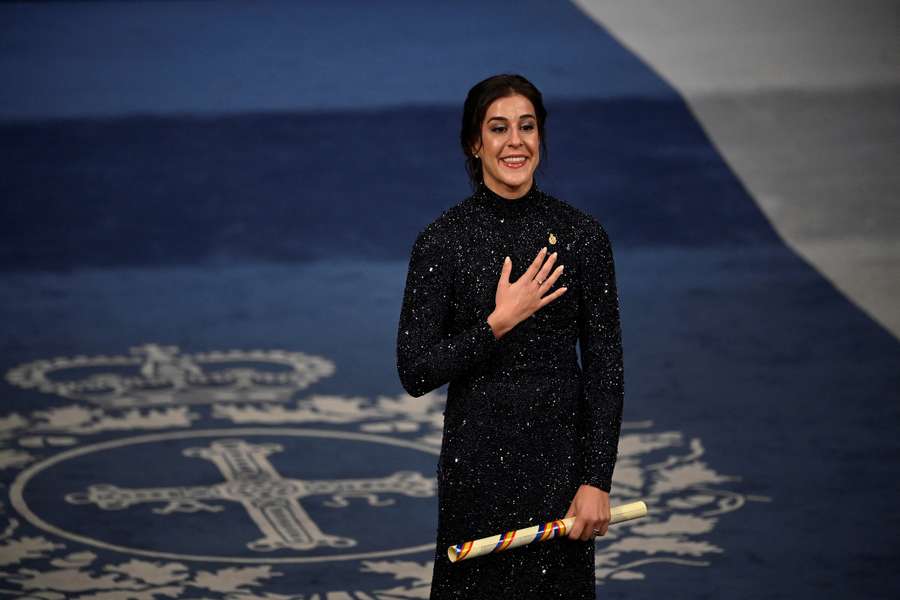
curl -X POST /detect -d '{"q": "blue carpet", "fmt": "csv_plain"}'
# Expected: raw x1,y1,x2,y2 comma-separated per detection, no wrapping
1,2,898,599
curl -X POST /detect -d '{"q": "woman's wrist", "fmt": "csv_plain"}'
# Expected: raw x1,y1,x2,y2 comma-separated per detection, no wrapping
487,310,515,339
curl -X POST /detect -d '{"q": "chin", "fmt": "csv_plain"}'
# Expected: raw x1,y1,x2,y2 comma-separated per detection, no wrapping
501,172,534,189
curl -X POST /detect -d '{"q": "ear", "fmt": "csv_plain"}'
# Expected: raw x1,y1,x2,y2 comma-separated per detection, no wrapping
470,138,483,158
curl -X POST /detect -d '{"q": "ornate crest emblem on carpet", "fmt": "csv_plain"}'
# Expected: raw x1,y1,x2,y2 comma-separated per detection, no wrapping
5,344,334,408
0,344,771,598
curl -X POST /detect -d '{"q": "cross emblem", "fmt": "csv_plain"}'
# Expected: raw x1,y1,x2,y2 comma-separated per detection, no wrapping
65,438,435,551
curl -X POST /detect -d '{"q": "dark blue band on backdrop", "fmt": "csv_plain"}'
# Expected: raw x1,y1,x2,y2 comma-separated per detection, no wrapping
1,99,779,271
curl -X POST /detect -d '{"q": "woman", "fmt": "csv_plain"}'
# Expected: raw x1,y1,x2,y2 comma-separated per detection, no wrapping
396,73,624,598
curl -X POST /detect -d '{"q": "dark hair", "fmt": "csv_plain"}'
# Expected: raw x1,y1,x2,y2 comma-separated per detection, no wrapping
460,73,549,190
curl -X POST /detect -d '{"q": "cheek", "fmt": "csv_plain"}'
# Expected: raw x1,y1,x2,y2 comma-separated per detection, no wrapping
530,141,540,163
486,137,504,157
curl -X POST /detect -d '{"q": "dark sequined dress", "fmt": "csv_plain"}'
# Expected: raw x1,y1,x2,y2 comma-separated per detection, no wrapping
396,179,624,599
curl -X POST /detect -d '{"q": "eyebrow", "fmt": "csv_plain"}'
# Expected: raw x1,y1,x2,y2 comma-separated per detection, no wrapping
487,114,537,122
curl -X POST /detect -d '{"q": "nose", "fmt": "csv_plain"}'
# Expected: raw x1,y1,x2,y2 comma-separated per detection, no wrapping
508,127,523,147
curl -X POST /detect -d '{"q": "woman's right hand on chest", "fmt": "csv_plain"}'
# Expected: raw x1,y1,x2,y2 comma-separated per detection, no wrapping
487,246,567,339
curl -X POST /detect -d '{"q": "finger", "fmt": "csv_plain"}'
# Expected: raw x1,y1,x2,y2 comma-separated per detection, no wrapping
499,256,512,286
537,264,564,291
532,251,558,285
537,286,568,308
597,515,610,536
523,246,547,281
563,504,575,540
568,519,584,540
581,526,594,542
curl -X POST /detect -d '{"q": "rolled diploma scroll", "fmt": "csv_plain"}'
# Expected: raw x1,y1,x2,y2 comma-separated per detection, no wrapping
448,500,648,563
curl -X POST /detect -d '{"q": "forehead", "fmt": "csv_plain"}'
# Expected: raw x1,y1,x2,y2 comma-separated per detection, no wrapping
484,94,536,120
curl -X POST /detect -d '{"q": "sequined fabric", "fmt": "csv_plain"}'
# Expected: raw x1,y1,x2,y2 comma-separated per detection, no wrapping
396,179,624,599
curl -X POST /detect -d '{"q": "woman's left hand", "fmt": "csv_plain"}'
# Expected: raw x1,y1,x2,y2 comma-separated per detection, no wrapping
564,484,611,541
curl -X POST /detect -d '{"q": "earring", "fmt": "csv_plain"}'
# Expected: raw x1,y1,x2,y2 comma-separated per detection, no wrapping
474,154,479,159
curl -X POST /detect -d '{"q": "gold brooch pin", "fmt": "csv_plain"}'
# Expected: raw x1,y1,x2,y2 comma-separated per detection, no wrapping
548,233,557,245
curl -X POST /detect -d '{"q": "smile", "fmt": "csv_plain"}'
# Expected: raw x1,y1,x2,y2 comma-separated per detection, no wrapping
501,156,528,169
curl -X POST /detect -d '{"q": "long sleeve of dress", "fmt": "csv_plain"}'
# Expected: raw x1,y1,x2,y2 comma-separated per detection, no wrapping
577,221,625,493
396,225,501,397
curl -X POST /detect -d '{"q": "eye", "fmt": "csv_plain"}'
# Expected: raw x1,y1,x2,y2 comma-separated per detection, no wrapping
491,126,506,133
522,122,535,131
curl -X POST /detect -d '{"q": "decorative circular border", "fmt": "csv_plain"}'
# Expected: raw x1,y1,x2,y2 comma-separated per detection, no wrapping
10,427,440,564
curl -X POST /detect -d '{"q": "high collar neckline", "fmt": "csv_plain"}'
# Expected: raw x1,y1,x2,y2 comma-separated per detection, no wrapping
474,179,541,211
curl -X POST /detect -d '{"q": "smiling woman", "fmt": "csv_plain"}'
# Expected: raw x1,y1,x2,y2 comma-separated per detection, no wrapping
397,74,625,599
461,75,549,197
471,95,542,197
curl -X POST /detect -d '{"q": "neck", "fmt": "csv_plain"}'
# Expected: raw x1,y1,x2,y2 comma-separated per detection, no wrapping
483,177,534,200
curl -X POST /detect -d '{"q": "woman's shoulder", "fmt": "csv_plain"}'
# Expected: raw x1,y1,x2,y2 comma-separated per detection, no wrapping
540,190,611,245
410,193,484,247
406,205,462,257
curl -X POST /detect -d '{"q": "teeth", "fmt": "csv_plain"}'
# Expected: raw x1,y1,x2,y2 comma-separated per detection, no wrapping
502,157,526,163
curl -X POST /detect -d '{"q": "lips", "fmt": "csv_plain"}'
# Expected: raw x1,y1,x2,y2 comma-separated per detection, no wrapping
501,156,528,169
